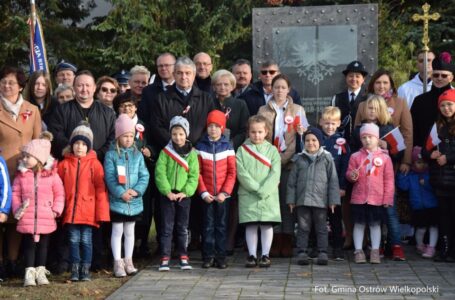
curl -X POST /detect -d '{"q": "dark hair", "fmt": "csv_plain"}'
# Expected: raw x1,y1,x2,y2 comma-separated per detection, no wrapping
271,73,291,89
232,59,251,68
74,70,95,84
437,111,455,136
0,66,27,88
247,115,271,134
260,60,279,70
367,69,397,95
95,76,119,96
23,71,53,115
113,92,137,114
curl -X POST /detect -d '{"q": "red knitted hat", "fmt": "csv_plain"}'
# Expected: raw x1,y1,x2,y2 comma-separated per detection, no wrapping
438,89,455,107
206,110,226,133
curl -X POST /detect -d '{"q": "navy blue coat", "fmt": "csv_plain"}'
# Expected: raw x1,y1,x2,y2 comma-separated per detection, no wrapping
322,132,351,190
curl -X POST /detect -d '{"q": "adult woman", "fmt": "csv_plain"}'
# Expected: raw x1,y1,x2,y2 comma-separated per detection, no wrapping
54,84,74,103
258,74,307,258
354,69,413,261
23,71,57,128
0,66,42,279
95,76,119,109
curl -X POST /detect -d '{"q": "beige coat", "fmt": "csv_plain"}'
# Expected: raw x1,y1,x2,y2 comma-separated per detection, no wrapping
355,95,413,165
0,100,42,179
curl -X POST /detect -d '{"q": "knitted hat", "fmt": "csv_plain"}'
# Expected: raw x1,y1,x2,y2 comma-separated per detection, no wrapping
170,116,190,137
22,131,53,165
438,89,455,107
206,110,227,133
115,114,136,139
303,126,323,145
70,121,94,150
360,123,379,139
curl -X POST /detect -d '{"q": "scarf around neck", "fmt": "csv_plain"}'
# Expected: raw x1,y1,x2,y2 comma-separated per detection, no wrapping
1,94,24,121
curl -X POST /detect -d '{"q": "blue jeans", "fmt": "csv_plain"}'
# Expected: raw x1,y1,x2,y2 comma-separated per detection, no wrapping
160,196,191,258
387,195,402,246
202,199,229,259
67,224,93,264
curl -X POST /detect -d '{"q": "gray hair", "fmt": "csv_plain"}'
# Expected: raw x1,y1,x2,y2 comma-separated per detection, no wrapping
175,56,196,73
54,84,74,96
212,69,236,88
130,65,151,78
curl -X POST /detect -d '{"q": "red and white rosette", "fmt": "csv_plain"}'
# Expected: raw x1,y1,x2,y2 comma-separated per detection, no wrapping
368,157,383,176
335,137,347,155
22,110,32,123
284,115,294,132
387,107,394,116
135,124,145,140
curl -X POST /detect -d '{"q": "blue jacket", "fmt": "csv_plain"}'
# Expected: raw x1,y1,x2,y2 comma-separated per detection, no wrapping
322,132,351,190
396,171,437,210
0,156,11,215
104,146,150,216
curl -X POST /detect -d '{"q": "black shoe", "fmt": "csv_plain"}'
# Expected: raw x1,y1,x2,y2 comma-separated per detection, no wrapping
308,248,318,259
245,255,257,268
333,248,345,261
5,260,22,278
317,252,328,265
0,263,6,282
202,258,214,269
226,250,234,256
258,255,271,268
215,257,227,269
297,251,309,265
435,235,450,262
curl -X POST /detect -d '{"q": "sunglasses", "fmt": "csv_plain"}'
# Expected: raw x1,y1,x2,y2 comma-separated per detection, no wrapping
101,87,117,93
432,73,450,79
260,70,278,75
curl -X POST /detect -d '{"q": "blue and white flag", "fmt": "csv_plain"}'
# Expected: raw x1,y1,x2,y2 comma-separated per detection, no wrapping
29,14,49,74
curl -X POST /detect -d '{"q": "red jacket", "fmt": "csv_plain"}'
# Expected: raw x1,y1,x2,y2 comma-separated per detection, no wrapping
58,150,110,227
195,135,236,197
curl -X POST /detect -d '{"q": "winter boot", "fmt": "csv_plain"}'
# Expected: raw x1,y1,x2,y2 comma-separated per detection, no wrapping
70,264,80,281
123,258,138,275
24,267,36,287
35,266,50,285
80,263,91,281
280,234,294,257
113,259,127,278
269,233,282,257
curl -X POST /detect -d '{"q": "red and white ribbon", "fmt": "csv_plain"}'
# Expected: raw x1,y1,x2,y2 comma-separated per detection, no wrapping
163,144,189,172
242,144,272,168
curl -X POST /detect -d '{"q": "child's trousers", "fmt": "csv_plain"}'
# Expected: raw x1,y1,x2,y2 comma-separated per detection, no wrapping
296,206,328,253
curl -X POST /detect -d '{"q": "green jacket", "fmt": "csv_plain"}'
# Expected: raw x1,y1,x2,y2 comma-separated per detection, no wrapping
236,139,281,224
155,143,199,197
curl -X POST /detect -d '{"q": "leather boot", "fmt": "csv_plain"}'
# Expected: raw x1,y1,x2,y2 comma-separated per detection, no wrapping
435,235,449,262
280,233,294,257
269,233,282,257
113,259,126,278
123,258,138,275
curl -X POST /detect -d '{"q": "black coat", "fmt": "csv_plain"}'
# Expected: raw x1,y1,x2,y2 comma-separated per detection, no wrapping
195,76,213,94
411,84,452,147
47,100,116,161
138,80,167,125
239,81,301,116
150,85,215,149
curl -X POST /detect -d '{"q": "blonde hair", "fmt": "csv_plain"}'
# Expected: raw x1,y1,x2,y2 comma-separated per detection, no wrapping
212,69,236,89
247,115,271,134
129,65,150,78
321,106,341,121
363,95,392,125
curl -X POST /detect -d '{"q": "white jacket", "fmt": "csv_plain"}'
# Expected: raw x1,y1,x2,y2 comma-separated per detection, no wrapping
397,74,432,108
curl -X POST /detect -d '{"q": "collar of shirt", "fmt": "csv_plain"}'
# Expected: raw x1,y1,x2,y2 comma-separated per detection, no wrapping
263,88,273,103
348,88,361,98
176,86,192,96
162,80,175,91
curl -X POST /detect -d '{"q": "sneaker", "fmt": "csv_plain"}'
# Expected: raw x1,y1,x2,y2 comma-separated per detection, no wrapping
354,250,366,264
392,245,406,261
215,257,227,269
23,267,36,287
245,255,257,268
297,251,309,265
179,256,192,270
370,249,381,264
202,258,214,269
316,252,328,265
258,255,271,268
416,244,427,254
422,246,436,259
333,248,345,261
158,257,170,272
35,266,50,285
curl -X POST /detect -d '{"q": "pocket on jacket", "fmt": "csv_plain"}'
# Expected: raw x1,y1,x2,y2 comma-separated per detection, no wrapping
82,196,94,203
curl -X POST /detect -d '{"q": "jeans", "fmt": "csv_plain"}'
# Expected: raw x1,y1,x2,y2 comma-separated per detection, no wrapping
160,196,191,258
202,199,229,259
386,195,402,246
296,206,328,252
67,224,93,264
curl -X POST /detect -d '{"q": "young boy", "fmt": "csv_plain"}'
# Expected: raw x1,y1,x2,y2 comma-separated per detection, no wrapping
319,106,351,260
196,110,236,269
287,126,340,266
155,116,199,271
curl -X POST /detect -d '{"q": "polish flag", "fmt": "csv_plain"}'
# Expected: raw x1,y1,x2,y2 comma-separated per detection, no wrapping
381,127,406,155
425,123,441,151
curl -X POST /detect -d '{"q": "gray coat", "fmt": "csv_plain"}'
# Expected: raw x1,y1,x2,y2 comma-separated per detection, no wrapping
286,147,340,208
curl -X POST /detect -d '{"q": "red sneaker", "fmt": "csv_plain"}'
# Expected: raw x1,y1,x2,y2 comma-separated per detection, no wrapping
392,245,406,261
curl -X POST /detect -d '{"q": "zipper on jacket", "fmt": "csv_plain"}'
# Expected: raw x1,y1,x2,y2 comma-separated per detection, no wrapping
34,172,38,236
71,159,81,223
212,142,217,196
173,159,179,191
125,151,131,215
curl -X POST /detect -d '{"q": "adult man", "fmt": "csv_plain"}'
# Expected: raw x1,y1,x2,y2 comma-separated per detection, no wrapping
48,70,116,161
193,52,213,93
398,50,435,108
411,53,454,147
113,69,131,94
54,59,77,86
128,65,150,101
240,60,301,115
138,53,176,123
232,59,253,98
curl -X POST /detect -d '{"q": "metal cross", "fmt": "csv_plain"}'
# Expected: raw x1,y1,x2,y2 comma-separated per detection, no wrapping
412,2,440,52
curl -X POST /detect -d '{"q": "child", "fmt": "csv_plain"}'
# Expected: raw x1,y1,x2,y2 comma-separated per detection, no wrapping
104,114,150,277
424,89,455,262
11,132,64,286
319,107,351,260
58,123,110,281
0,155,11,223
287,127,340,265
196,110,236,269
155,116,199,271
346,123,394,264
397,146,438,258
236,115,281,268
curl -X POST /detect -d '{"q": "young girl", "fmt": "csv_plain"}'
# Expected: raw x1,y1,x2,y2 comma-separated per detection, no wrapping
12,132,64,286
236,115,281,267
346,123,394,264
104,114,149,277
424,89,455,262
58,123,110,281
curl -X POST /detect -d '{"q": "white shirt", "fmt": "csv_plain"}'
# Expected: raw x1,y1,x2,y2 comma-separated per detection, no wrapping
397,74,432,108
263,88,273,104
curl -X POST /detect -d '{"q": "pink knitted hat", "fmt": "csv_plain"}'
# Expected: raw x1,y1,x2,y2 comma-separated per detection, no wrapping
21,131,53,165
115,113,136,139
360,123,379,139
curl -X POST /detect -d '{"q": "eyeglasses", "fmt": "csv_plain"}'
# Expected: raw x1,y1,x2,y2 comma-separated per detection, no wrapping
119,103,135,109
101,87,117,93
432,73,450,79
196,62,212,67
260,70,278,75
157,64,174,68
0,80,18,86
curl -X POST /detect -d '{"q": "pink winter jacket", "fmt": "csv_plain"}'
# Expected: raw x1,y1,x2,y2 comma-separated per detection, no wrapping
12,157,65,236
346,148,395,206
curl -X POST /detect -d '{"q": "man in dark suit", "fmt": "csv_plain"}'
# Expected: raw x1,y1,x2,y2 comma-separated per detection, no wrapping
232,59,253,98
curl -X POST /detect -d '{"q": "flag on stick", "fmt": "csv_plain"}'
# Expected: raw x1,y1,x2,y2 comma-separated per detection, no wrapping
425,123,441,151
381,127,406,155
29,1,49,74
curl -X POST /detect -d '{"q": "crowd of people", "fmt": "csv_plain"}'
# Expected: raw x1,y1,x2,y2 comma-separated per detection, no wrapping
0,49,454,288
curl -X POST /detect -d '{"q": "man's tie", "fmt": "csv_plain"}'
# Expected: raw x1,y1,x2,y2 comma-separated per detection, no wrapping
350,92,356,103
